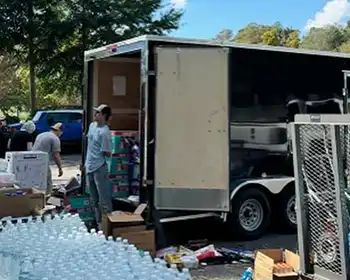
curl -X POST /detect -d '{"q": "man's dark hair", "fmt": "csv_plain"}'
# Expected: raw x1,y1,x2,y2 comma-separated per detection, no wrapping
101,106,112,121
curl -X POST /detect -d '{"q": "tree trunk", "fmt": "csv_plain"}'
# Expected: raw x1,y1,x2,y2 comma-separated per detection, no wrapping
28,0,36,114
28,58,36,114
80,0,87,106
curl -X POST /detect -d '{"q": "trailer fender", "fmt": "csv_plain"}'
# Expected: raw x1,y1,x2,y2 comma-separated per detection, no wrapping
230,177,295,201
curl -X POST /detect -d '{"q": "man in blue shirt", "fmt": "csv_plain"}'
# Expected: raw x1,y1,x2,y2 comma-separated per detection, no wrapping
85,104,112,225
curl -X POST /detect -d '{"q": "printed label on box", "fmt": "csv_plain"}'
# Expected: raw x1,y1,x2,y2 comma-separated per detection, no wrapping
110,131,138,137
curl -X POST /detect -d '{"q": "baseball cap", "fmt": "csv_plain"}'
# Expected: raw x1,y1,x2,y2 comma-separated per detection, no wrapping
93,104,109,112
51,122,63,131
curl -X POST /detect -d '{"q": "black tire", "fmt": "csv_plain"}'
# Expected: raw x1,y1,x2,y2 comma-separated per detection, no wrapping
228,187,271,240
277,186,297,232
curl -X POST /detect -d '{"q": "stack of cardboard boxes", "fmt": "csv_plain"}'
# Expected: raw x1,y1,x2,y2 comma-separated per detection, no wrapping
107,130,138,198
102,204,155,254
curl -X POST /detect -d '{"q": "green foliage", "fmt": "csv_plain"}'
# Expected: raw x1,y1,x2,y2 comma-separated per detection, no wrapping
0,0,183,112
339,40,350,53
285,30,300,48
226,22,300,47
300,25,345,51
0,53,25,115
233,23,270,44
213,29,234,42
40,0,183,98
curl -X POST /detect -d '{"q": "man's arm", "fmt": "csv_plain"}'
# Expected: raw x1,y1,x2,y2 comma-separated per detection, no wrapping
53,152,62,168
7,139,11,150
101,129,111,157
26,133,33,151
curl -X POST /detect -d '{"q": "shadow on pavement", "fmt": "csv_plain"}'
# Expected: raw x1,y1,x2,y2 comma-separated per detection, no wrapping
161,216,297,251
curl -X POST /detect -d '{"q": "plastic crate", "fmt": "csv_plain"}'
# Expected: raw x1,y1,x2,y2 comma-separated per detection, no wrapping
68,196,90,209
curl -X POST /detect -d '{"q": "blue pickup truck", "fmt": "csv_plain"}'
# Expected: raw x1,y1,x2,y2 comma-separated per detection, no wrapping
8,109,83,144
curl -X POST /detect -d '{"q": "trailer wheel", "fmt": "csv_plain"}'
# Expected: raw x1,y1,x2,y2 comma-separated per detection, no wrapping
228,187,271,240
277,186,297,232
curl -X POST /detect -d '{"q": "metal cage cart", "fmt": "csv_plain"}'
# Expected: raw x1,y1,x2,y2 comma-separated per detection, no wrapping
292,114,350,280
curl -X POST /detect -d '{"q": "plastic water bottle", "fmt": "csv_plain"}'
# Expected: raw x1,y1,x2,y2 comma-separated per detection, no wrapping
240,267,253,280
76,174,81,185
0,213,193,280
181,268,192,280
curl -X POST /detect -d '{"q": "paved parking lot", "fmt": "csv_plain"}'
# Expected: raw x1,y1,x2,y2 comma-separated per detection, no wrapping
54,153,298,279
51,153,81,186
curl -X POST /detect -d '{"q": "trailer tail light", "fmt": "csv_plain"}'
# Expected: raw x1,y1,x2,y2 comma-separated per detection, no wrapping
106,44,117,53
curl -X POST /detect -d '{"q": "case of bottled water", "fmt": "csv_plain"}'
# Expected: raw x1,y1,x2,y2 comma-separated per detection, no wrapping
0,213,192,280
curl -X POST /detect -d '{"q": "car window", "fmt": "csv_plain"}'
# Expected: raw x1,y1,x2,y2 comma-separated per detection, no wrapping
68,113,82,122
46,113,71,126
46,112,82,126
32,112,43,122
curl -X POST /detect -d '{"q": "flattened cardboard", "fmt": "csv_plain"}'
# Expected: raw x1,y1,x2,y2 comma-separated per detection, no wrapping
284,250,300,272
102,203,147,236
0,187,45,217
107,203,147,224
254,251,275,280
254,249,299,280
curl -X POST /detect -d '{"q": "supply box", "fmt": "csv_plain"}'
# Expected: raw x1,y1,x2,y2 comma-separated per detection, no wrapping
254,249,300,280
6,151,49,191
102,203,155,254
0,187,45,217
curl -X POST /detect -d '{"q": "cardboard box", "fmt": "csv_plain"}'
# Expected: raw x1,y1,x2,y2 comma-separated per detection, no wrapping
102,203,147,236
118,229,155,255
254,249,300,280
110,175,130,198
113,225,146,235
0,187,45,217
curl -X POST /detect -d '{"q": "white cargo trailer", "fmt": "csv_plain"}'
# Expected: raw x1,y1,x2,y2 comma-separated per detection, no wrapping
83,35,350,240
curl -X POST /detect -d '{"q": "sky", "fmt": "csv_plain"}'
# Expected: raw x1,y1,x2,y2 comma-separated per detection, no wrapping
167,0,350,39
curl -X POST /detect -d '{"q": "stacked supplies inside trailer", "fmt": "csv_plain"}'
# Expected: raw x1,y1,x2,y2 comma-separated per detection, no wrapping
107,130,139,198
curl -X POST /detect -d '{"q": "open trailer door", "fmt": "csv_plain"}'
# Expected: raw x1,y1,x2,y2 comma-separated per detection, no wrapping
154,46,230,212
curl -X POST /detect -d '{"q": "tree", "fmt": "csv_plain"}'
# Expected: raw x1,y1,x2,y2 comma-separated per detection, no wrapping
233,23,270,44
285,30,300,48
0,53,26,115
339,40,350,53
300,25,345,51
0,0,183,112
0,0,69,113
232,22,300,47
261,22,300,47
17,65,76,108
41,0,183,99
214,29,234,42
